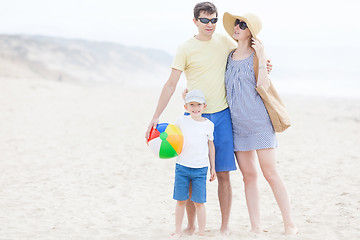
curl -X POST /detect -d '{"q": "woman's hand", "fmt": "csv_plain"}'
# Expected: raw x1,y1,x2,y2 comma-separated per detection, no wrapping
251,38,266,62
252,38,272,74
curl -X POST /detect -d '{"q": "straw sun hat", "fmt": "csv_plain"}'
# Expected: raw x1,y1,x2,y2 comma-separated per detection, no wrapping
223,12,262,40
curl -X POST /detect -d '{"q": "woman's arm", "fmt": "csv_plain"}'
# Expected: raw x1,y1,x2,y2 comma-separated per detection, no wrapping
252,38,270,90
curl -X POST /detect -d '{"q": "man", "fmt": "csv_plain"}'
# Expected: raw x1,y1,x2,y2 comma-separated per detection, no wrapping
145,2,271,235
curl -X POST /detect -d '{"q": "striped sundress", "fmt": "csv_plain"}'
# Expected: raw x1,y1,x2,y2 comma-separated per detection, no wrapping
225,50,277,151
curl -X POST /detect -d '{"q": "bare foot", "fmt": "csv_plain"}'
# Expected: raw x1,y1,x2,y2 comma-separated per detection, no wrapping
220,227,230,236
170,232,181,239
250,228,262,234
197,231,206,236
183,226,195,235
285,226,298,235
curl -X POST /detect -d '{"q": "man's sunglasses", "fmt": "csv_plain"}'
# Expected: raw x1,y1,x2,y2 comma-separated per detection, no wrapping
198,18,218,24
235,19,248,30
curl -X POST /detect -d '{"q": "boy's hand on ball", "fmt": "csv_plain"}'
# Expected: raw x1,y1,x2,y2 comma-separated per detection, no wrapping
145,118,159,140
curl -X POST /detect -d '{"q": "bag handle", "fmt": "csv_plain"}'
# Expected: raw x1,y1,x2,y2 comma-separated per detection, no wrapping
253,52,259,84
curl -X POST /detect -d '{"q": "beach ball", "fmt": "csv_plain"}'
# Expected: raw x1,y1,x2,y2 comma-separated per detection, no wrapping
147,123,183,159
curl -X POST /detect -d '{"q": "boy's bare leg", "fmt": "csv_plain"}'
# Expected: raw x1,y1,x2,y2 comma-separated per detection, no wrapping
171,200,187,238
217,171,232,235
194,202,206,236
184,183,196,234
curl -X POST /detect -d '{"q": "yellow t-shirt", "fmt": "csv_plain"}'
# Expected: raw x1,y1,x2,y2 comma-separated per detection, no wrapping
171,33,236,113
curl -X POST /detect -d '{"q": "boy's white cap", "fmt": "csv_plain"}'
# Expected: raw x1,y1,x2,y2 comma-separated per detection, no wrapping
185,89,206,104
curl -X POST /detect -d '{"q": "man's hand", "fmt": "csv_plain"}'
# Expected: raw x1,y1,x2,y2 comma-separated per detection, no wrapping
145,118,159,141
266,59,272,74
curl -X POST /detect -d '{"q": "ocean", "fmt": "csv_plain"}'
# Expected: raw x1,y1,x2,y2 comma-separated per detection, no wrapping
267,44,360,98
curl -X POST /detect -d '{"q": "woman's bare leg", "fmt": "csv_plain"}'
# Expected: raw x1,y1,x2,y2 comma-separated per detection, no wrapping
257,148,298,235
235,150,262,233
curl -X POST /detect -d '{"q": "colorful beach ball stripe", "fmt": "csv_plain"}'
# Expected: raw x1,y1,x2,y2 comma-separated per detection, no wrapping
147,123,183,159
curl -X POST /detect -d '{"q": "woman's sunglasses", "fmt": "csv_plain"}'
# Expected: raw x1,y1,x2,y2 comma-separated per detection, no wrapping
198,18,218,24
235,19,248,30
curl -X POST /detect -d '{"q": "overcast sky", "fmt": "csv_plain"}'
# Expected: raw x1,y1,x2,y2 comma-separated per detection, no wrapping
0,0,359,54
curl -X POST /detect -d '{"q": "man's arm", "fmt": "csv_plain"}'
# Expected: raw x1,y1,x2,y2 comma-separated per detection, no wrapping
145,68,182,140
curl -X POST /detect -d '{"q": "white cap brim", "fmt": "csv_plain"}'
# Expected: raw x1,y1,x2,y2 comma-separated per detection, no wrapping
185,96,206,104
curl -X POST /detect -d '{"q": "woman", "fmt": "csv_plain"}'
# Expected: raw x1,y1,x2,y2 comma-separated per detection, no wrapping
223,12,298,235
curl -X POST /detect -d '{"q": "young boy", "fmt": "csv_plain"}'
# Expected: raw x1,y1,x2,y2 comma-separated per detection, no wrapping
172,89,216,238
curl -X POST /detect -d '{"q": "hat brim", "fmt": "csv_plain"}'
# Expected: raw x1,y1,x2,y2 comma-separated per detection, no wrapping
223,12,257,41
185,96,206,104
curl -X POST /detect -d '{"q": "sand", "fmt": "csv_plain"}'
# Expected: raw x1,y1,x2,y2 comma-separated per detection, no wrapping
0,77,359,240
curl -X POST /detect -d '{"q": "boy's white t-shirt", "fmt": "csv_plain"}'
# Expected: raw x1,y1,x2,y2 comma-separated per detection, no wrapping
175,115,214,168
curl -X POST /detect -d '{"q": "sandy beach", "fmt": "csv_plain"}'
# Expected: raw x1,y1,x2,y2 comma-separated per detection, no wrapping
1,77,359,240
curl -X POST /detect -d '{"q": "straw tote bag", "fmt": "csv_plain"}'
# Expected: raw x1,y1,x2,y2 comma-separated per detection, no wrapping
253,54,291,132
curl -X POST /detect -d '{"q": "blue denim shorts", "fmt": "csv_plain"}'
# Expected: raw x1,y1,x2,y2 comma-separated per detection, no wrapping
185,108,237,172
173,164,208,203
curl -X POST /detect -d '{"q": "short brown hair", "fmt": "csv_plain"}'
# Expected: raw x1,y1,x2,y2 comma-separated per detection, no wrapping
193,2,218,19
